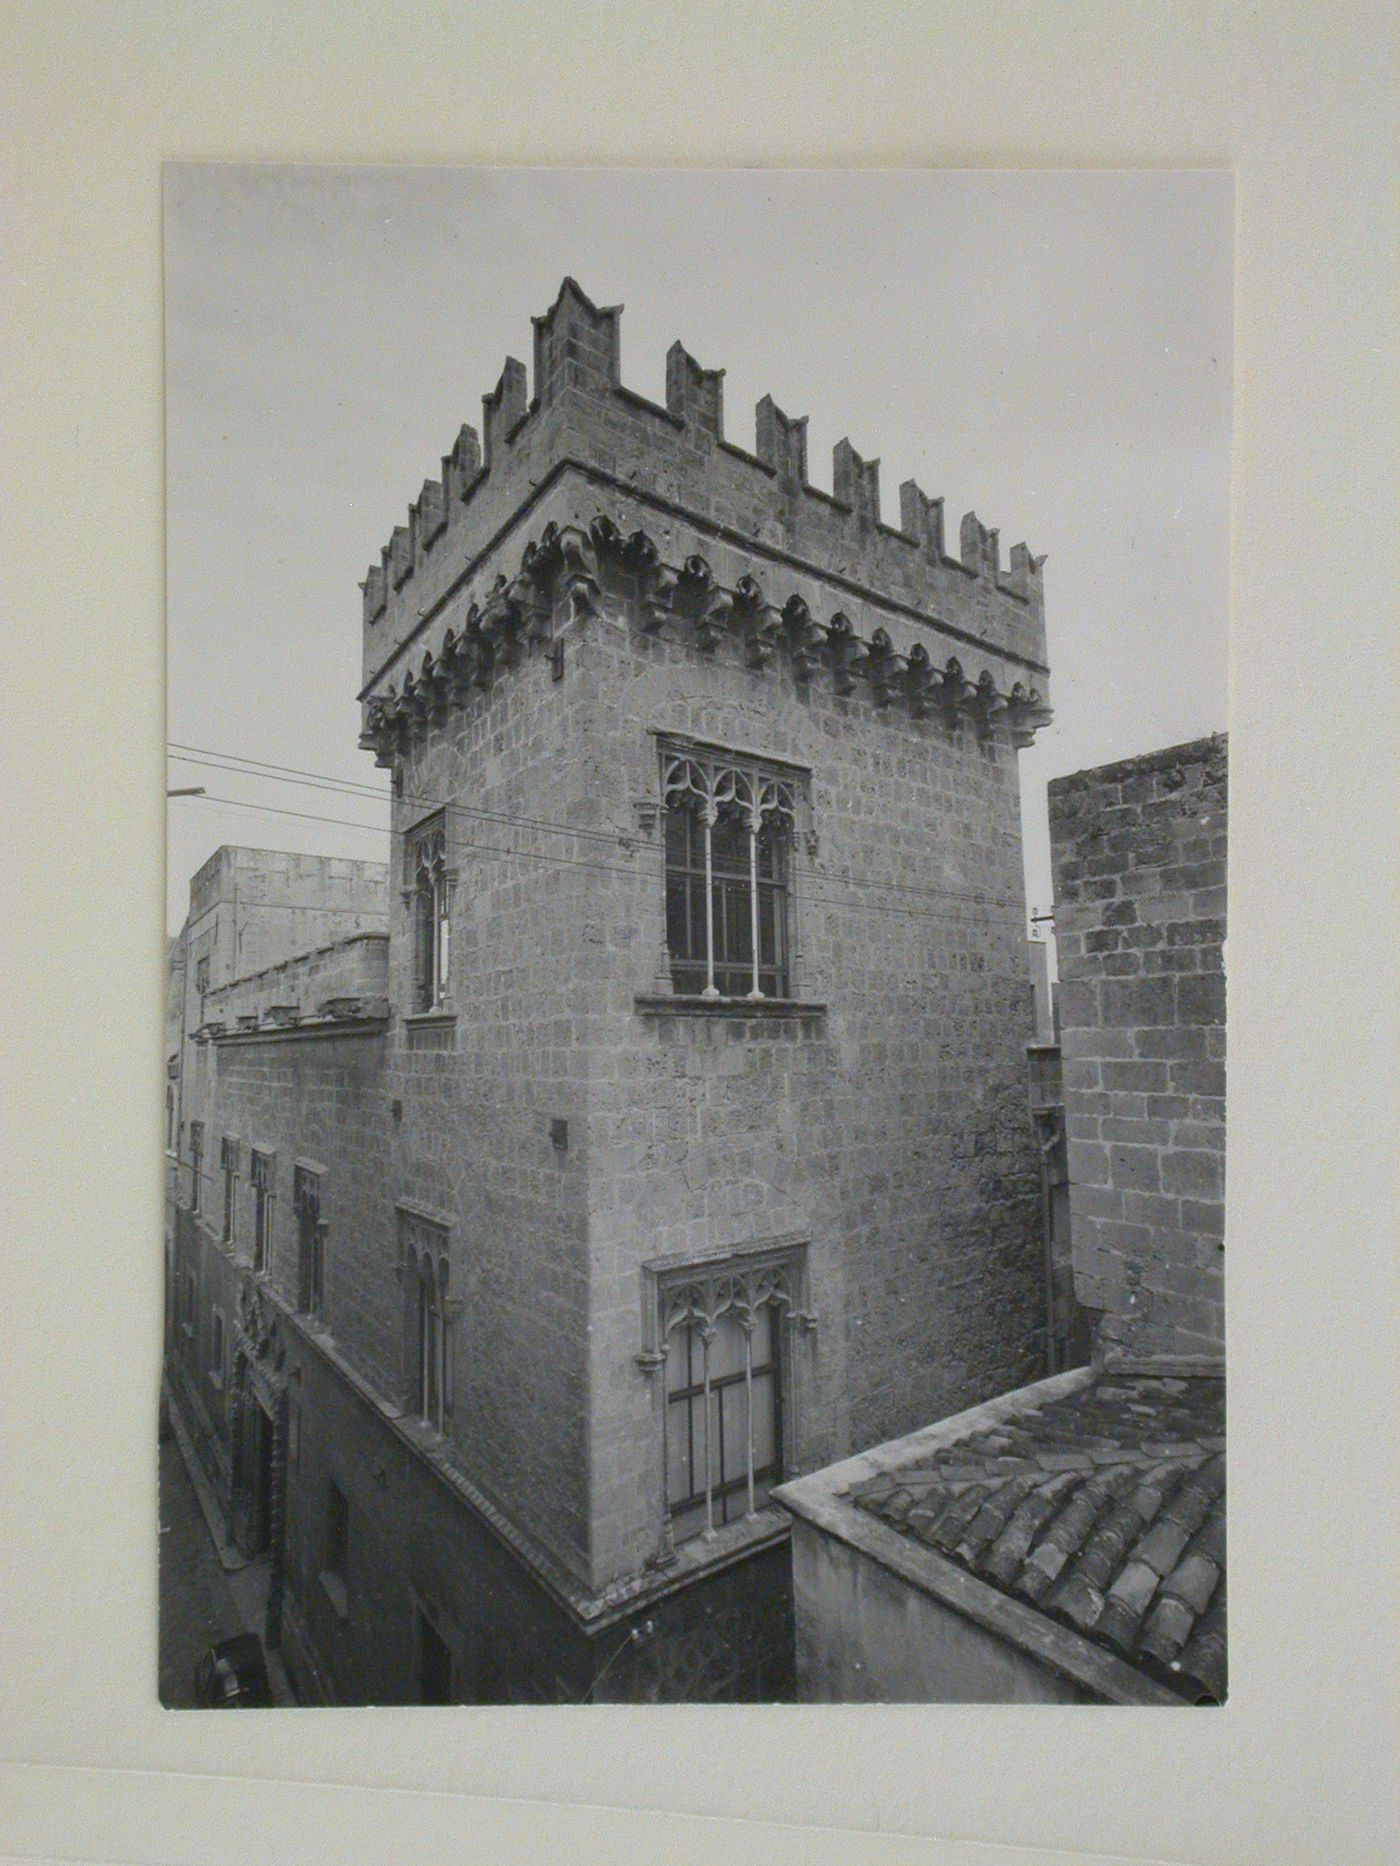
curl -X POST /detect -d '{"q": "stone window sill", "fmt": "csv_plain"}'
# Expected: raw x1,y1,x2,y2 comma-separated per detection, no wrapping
403,1008,456,1028
652,1504,792,1582
634,994,827,1021
319,1571,349,1620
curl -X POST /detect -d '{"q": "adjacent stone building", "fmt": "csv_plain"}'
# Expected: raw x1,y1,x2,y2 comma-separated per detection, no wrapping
1050,736,1227,1367
166,848,388,1387
166,280,1058,1703
776,734,1227,1704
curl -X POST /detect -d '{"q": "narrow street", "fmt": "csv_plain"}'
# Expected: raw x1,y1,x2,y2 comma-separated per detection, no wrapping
158,1413,294,1707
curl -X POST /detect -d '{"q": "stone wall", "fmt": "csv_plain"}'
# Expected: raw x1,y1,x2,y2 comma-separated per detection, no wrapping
386,627,596,1586
1027,1041,1089,1373
202,932,388,1030
1048,735,1227,1367
576,601,1049,1585
185,848,388,999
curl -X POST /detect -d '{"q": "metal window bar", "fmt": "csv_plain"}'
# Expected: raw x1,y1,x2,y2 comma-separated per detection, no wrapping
664,802,789,999
665,1310,782,1539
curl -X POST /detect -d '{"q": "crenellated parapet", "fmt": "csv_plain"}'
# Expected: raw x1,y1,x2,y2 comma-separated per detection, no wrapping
359,278,1049,697
359,511,1051,769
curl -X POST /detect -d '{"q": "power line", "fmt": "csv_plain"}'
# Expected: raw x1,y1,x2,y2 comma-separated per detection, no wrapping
181,790,1026,931
169,741,1026,917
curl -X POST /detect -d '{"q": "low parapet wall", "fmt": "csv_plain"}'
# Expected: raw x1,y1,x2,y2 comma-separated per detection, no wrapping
199,932,390,1033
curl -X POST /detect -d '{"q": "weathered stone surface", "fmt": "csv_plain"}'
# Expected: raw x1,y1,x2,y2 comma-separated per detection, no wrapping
1049,736,1227,1367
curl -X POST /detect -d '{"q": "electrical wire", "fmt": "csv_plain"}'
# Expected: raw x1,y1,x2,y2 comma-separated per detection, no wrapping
168,742,1028,920
177,788,1026,931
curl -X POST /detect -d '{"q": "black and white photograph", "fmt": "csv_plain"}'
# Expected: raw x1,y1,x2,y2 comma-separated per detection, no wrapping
160,165,1232,1709
8,5,1398,1862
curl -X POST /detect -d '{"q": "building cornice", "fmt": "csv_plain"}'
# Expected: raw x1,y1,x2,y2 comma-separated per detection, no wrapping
362,456,1053,711
360,504,1053,771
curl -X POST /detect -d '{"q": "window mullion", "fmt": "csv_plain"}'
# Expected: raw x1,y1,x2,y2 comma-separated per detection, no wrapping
743,1313,757,1517
746,814,763,1000
700,1324,716,1535
701,808,719,1000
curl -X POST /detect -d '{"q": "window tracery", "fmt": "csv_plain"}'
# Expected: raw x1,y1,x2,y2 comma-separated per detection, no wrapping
398,1210,452,1432
405,813,451,1013
642,1246,811,1558
660,746,803,1000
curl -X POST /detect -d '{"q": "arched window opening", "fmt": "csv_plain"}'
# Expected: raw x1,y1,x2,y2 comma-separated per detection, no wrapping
407,814,450,1013
399,1210,451,1434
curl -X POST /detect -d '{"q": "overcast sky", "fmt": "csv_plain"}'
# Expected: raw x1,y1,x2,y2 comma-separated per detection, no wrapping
165,166,1231,948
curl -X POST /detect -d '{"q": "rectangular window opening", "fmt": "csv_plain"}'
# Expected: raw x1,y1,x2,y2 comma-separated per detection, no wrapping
325,1480,349,1584
250,1150,273,1275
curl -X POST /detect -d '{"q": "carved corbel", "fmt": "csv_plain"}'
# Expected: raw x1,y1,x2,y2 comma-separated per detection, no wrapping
734,574,781,669
512,550,555,650
903,643,937,719
626,532,678,635
824,611,861,696
482,574,526,668
401,673,429,732
556,527,601,624
678,556,730,653
363,700,398,768
420,652,450,724
588,514,623,561
971,669,1007,736
447,617,480,700
936,656,975,727
1005,683,1054,747
455,605,495,691
782,594,822,685
865,627,905,708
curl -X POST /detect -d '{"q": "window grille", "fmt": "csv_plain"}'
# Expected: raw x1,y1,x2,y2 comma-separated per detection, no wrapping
660,747,801,1000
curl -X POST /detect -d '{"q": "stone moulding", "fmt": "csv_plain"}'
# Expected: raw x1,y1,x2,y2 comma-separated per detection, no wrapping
633,993,827,1022
360,512,1054,769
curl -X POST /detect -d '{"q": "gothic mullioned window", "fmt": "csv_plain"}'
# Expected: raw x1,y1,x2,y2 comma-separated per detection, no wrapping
220,1136,239,1242
406,812,451,1013
398,1209,453,1432
188,1120,204,1215
293,1165,325,1318
250,1149,274,1275
644,1245,809,1556
660,745,802,1000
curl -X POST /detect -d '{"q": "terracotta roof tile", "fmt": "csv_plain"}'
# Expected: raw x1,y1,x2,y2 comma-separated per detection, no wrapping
849,1372,1226,1703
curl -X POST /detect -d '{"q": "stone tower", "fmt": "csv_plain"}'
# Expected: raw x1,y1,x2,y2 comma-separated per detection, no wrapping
348,279,1054,1693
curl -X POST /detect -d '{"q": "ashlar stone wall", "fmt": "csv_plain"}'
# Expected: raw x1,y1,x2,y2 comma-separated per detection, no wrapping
1049,735,1227,1367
